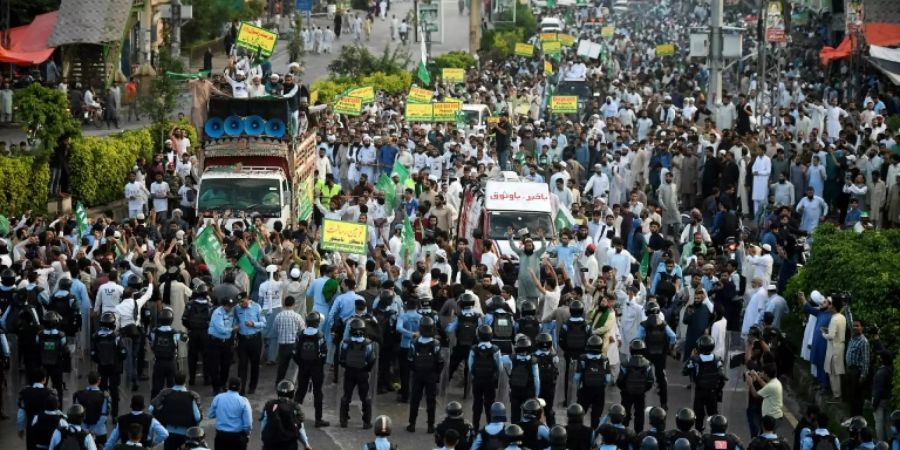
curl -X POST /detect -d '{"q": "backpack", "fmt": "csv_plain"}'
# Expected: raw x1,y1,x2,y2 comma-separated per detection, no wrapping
261,399,299,444
296,334,321,362
517,317,540,342
812,434,838,450
373,307,398,340
413,340,437,375
509,357,533,389
7,302,39,335
581,357,607,388
470,345,499,381
56,426,89,450
185,302,211,332
152,329,177,360
563,320,587,354
492,312,514,341
94,334,118,366
455,313,478,347
40,333,63,366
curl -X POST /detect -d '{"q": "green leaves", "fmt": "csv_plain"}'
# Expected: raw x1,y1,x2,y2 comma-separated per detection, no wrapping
68,129,154,206
0,154,50,214
13,83,80,154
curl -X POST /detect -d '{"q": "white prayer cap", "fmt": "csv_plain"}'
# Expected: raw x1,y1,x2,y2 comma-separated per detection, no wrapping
810,290,825,305
290,268,302,279
265,264,278,273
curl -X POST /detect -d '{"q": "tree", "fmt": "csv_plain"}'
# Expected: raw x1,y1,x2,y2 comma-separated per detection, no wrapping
13,83,80,154
327,45,411,79
146,49,184,150
182,0,266,45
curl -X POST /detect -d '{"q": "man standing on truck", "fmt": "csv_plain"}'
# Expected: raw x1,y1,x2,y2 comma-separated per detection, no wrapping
493,113,512,171
507,229,547,304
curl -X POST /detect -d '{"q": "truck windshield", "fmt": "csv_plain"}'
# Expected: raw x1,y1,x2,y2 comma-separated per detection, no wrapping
487,211,554,239
198,178,282,216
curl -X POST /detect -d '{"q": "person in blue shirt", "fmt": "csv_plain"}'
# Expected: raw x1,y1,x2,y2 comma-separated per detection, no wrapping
209,377,253,450
72,372,111,445
331,278,365,342
574,335,611,429
471,402,508,450
372,281,403,395
294,311,329,427
207,297,238,394
48,404,98,450
517,399,550,450
340,318,377,428
547,232,579,280
103,395,169,450
406,316,443,433
148,371,202,450
844,198,863,228
507,336,540,424
365,415,395,450
378,141,399,175
234,292,266,395
638,302,676,410
396,297,422,403
799,411,841,450
260,380,310,450
468,325,507,430
445,293,482,385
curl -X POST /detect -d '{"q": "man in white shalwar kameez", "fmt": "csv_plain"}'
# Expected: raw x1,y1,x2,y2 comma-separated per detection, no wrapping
313,27,324,54
741,277,767,339
824,100,848,143
751,147,771,220
322,26,335,53
618,285,644,359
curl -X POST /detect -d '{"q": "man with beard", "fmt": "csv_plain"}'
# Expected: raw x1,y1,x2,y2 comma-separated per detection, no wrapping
701,147,722,199
507,230,547,304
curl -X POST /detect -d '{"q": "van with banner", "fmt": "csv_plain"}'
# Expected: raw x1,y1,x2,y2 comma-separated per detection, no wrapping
456,173,556,266
196,97,317,229
460,104,492,135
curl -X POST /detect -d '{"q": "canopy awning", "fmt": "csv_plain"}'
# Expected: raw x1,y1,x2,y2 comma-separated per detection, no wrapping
0,11,58,65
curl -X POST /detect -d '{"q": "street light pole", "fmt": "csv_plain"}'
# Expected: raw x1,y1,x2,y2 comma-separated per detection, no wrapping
469,0,481,53
707,0,724,109
171,0,182,58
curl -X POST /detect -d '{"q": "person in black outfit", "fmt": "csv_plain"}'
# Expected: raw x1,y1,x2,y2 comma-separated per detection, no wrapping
683,335,726,432
182,283,213,386
533,332,559,426
150,372,202,450
748,415,791,450
565,404,593,450
27,395,65,450
701,415,743,450
666,408,703,450
636,407,669,450
407,316,443,433
17,368,57,447
37,310,70,401
640,302,675,410
293,311,329,427
72,371,112,445
468,325,502,429
435,401,474,450
617,339,654,432
339,318,376,429
260,380,310,450
150,307,186,399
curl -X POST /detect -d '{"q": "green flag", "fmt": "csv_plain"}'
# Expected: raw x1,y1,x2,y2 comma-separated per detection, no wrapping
164,70,211,80
237,242,262,279
75,202,89,236
392,161,415,189
639,241,650,278
376,174,397,210
401,217,416,265
554,203,575,232
0,214,9,237
195,226,229,278
417,25,431,85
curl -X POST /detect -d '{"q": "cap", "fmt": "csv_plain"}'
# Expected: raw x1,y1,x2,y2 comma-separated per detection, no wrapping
761,244,772,252
767,284,777,292
221,297,236,306
810,290,825,305
265,264,279,273
290,268,301,279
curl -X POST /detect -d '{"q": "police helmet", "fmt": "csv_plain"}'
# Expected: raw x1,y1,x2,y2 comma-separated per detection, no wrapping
66,404,85,425
847,416,868,433
99,312,117,329
645,301,660,315
193,283,209,296
642,436,660,450
569,300,584,317
648,406,667,429
697,335,715,354
505,424,525,445
348,318,366,337
891,409,900,427
446,401,463,419
674,438,692,450
535,332,553,350
608,404,626,424
629,338,647,355
477,325,493,342
57,278,72,291
158,307,175,326
490,402,507,422
586,335,604,354
675,408,696,431
43,311,62,328
458,293,477,309
419,316,436,338
549,425,568,446
374,415,392,437
522,398,542,420
709,414,728,433
276,380,296,398
0,269,15,287
876,443,889,450
419,297,433,310
488,295,506,312
515,335,532,354
185,426,206,445
521,300,537,317
306,311,322,328
127,275,144,289
567,403,585,423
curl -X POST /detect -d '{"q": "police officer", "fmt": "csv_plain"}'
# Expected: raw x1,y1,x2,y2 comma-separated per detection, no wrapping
565,404,593,450
293,311,329,427
435,401,474,450
617,339,654,432
636,407,668,450
182,427,210,450
149,372,202,450
471,402,508,450
45,277,82,348
91,312,127,418
372,281,402,394
339,317,376,429
683,335,725,431
73,371,112,445
840,416,867,450
208,377,252,450
418,297,446,345
408,316,443,433
260,380,310,450
104,395,169,450
889,411,900,450
534,332,559,426
519,399,550,450
595,424,622,450
516,301,540,343
0,268,17,312
701,415,743,450
641,436,660,450
38,311,70,400
446,293,482,384
182,283,212,386
605,404,637,450
508,336,540,424
560,300,590,405
485,297,515,355
666,408,702,450
505,424,526,450
234,291,266,395
28,395,66,450
639,302,675,410
3,270,45,371
575,335,610,428
207,297,238,394
150,307,186,399
469,325,503,429
396,297,422,403
17,368,57,449
48,404,96,450
365,415,395,450
549,426,568,450
747,416,791,450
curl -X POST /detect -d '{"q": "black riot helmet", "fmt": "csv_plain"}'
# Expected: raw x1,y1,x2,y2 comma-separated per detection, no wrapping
675,408,696,431
348,318,366,338
648,406,667,429
419,316,436,338
515,335,532,353
569,300,584,317
0,269,15,287
674,438,692,450
505,424,525,445
535,332,553,351
99,312,117,329
490,402,507,422
608,404,626,424
66,404,86,425
586,335,604,354
567,403,585,423
43,311,62,328
306,311,322,328
697,335,715,354
629,338,647,355
419,297,433,310
185,426,206,447
709,414,728,434
477,325,493,342
57,278,72,291
158,307,175,326
520,300,537,317
642,436,660,450
446,401,463,419
458,292,477,309
276,380,296,398
127,275,144,289
193,283,209,296
374,415,392,437
549,425,568,447
522,398,542,420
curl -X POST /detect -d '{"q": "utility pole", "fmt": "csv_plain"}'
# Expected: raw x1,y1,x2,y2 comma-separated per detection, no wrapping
469,0,481,53
171,0,182,58
756,0,767,135
707,0,724,109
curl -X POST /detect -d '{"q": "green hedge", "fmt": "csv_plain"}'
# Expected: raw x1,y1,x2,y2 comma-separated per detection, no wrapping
150,120,200,153
0,154,50,214
68,129,154,206
311,71,413,104
785,224,900,405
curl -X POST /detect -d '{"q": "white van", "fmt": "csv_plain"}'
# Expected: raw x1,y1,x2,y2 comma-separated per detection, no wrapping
539,17,566,33
460,104,492,135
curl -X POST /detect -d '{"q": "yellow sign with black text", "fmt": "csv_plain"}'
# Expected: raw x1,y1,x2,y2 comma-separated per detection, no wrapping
405,103,434,122
432,102,461,122
407,86,434,104
515,43,534,57
236,22,278,58
442,68,465,83
347,86,375,103
550,96,578,114
333,96,363,116
321,219,368,254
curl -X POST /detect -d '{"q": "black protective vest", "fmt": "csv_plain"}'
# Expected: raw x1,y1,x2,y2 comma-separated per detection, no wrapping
509,356,535,391
74,389,107,425
624,357,650,395
564,320,588,354
30,411,63,448
297,333,322,362
19,386,54,424
154,390,199,428
643,319,668,354
117,413,153,447
344,340,368,369
471,345,499,382
152,329,177,360
413,340,437,375
517,317,540,341
39,332,64,366
455,313,478,347
581,356,608,388
519,420,547,450
695,359,722,391
535,352,558,383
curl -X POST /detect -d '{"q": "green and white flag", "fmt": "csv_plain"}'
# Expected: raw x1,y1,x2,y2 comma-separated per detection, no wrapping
401,217,417,265
75,202,89,236
0,214,9,237
392,161,415,189
376,174,397,210
417,26,431,85
554,203,576,232
195,226,229,279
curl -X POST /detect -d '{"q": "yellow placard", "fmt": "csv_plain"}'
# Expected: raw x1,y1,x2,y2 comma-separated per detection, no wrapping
433,102,461,122
333,96,363,116
601,26,615,38
558,33,576,47
347,86,375,103
442,68,465,83
655,43,675,57
444,97,463,104
515,43,534,57
321,219,368,254
408,86,434,104
309,90,319,105
540,32,558,42
543,41,561,55
544,60,553,75
236,22,278,58
405,103,434,122
550,96,578,114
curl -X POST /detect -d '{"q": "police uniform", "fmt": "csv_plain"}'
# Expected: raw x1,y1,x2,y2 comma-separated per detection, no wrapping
575,349,610,428
407,332,442,432
339,324,376,427
28,406,66,450
207,302,237,394
446,302,482,383
639,310,675,409
485,307,515,355
37,324,69,400
396,302,422,403
73,385,112,444
17,381,57,450
683,354,725,431
560,305,591,405
149,385,202,450
515,302,541,343
434,404,474,450
3,284,45,371
533,334,559,426
234,299,266,394
91,320,127,417
181,294,213,386
149,325,186,399
468,337,502,429
702,432,744,450
45,287,82,343
293,320,328,426
508,347,539,424
371,292,402,394
617,350,654,432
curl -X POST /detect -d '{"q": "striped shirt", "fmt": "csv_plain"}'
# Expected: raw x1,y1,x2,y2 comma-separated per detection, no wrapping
273,309,305,344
